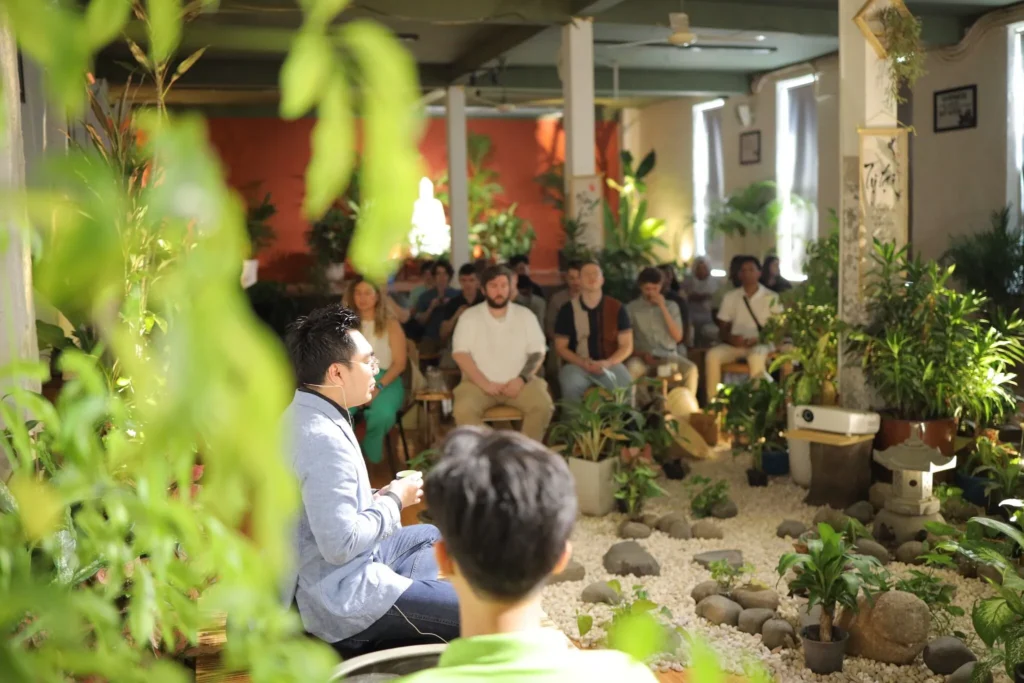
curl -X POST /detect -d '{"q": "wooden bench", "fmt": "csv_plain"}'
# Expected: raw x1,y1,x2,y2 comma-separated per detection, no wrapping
481,405,524,430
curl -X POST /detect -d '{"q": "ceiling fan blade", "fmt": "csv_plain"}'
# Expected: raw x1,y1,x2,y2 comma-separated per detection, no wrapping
693,32,764,45
600,38,668,50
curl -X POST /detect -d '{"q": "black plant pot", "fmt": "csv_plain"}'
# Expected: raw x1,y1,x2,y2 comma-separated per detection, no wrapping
1015,662,1024,683
801,626,849,675
662,459,689,480
746,468,768,487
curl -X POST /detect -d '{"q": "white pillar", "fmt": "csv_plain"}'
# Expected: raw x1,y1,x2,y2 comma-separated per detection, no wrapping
836,0,907,409
561,18,599,247
446,86,470,269
1,22,40,480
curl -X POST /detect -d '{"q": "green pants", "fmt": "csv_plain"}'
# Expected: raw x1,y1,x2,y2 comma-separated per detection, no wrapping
352,369,405,464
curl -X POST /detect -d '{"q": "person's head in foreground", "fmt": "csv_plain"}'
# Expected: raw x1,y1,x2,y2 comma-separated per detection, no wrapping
285,304,378,410
407,426,658,683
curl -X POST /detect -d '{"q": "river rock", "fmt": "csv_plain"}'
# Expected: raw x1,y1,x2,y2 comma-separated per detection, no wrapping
813,507,850,531
732,586,780,611
667,520,692,540
854,538,892,565
693,550,743,569
836,591,930,664
602,541,660,577
690,580,724,605
655,511,689,533
978,563,1003,585
869,482,893,511
710,499,738,519
581,581,621,605
691,519,725,539
548,559,585,584
895,540,927,565
947,662,992,683
762,619,797,650
695,595,742,627
640,512,661,528
738,608,776,635
924,636,976,675
845,500,875,525
618,520,652,539
776,520,807,538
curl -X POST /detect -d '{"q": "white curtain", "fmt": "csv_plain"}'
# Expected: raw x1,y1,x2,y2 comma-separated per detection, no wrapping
703,106,725,268
781,82,818,276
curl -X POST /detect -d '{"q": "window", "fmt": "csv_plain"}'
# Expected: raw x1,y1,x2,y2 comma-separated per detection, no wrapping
693,99,725,271
1010,26,1024,216
776,74,818,280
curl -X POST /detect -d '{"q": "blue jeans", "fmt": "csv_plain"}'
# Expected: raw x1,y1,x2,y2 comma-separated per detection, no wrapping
332,525,460,656
558,362,632,402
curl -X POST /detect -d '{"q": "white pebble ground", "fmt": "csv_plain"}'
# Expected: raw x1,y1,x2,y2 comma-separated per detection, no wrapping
541,452,1008,682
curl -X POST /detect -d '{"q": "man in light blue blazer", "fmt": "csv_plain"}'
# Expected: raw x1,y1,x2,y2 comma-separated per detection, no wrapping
282,304,459,656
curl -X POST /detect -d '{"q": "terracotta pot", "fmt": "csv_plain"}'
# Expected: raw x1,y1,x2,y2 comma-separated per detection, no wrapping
875,417,957,457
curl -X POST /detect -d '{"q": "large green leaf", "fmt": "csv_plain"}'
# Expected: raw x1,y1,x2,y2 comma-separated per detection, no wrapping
303,75,354,218
972,597,1014,647
146,0,183,64
280,31,334,120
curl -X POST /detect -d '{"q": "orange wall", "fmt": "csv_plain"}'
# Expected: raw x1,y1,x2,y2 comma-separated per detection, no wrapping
207,116,620,282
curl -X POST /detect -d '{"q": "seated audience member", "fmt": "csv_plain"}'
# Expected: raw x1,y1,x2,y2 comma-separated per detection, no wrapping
711,254,745,311
399,427,659,683
545,261,582,341
439,264,484,342
283,305,459,655
658,263,691,343
512,272,547,330
508,254,545,297
451,267,552,442
704,256,783,397
626,267,698,396
553,260,634,402
401,260,435,340
681,257,721,348
760,254,793,293
344,277,408,465
414,260,459,357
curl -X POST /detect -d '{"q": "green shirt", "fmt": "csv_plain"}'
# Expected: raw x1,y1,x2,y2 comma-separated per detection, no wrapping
397,630,658,683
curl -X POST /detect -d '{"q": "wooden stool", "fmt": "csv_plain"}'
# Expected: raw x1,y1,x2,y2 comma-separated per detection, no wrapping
415,390,452,448
481,405,524,430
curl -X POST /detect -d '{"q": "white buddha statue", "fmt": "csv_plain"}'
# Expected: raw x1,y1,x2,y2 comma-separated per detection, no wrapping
409,177,451,257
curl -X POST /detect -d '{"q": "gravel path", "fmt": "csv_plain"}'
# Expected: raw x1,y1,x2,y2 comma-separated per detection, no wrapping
541,453,1005,682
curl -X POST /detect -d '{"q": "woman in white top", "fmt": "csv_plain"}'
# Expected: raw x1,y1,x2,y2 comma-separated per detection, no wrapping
343,277,408,464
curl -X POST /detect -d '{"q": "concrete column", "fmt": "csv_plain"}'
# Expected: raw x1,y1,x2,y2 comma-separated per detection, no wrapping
1,22,39,480
836,0,908,409
561,18,599,246
446,86,469,269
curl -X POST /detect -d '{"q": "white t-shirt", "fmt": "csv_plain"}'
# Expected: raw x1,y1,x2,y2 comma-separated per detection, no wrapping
717,285,782,340
452,303,547,384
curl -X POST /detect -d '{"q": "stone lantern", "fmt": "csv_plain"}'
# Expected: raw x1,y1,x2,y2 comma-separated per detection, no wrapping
873,425,956,545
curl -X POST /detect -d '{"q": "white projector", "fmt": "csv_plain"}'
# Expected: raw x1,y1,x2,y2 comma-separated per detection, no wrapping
791,405,880,436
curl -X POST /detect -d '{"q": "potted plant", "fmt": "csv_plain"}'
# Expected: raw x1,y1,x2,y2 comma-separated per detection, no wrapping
306,169,361,291
469,203,536,263
705,180,786,240
613,444,666,518
876,5,926,106
777,523,879,674
549,386,642,516
710,379,787,486
244,192,277,288
848,241,1024,458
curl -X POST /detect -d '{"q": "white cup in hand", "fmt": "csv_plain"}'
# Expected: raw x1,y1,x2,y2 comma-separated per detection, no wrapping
389,475,424,508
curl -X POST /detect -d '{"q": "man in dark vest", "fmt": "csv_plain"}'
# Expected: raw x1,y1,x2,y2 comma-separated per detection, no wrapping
553,260,634,402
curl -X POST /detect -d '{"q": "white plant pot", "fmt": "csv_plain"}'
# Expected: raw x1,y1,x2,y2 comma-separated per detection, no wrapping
788,403,812,488
325,262,346,292
241,259,259,289
568,456,617,516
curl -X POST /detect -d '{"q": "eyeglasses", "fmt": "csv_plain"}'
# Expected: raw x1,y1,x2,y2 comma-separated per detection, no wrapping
364,355,381,374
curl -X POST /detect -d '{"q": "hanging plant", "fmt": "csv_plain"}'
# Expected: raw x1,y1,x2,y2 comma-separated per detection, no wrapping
877,6,926,105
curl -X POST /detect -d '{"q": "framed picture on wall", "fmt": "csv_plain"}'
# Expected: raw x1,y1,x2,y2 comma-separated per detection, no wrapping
739,130,761,165
933,85,977,133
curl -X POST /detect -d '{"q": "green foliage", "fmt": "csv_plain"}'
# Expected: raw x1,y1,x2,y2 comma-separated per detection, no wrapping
848,240,1024,424
943,206,1024,317
549,386,640,462
470,203,536,262
578,582,679,660
560,217,594,264
246,193,278,256
858,564,967,636
535,161,565,212
705,181,784,239
709,379,786,471
613,445,665,517
405,447,441,475
777,523,880,642
435,132,503,225
877,6,926,106
708,560,755,593
685,475,729,518
305,168,361,266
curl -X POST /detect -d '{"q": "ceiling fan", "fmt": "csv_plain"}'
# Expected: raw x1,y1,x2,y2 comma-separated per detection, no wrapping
602,4,767,51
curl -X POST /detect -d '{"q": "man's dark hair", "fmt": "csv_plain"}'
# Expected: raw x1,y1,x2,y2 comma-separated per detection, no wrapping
508,254,529,268
425,427,577,601
565,260,584,273
481,265,513,289
457,263,477,278
737,255,762,271
433,260,454,278
637,266,663,286
419,260,436,275
285,304,360,385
